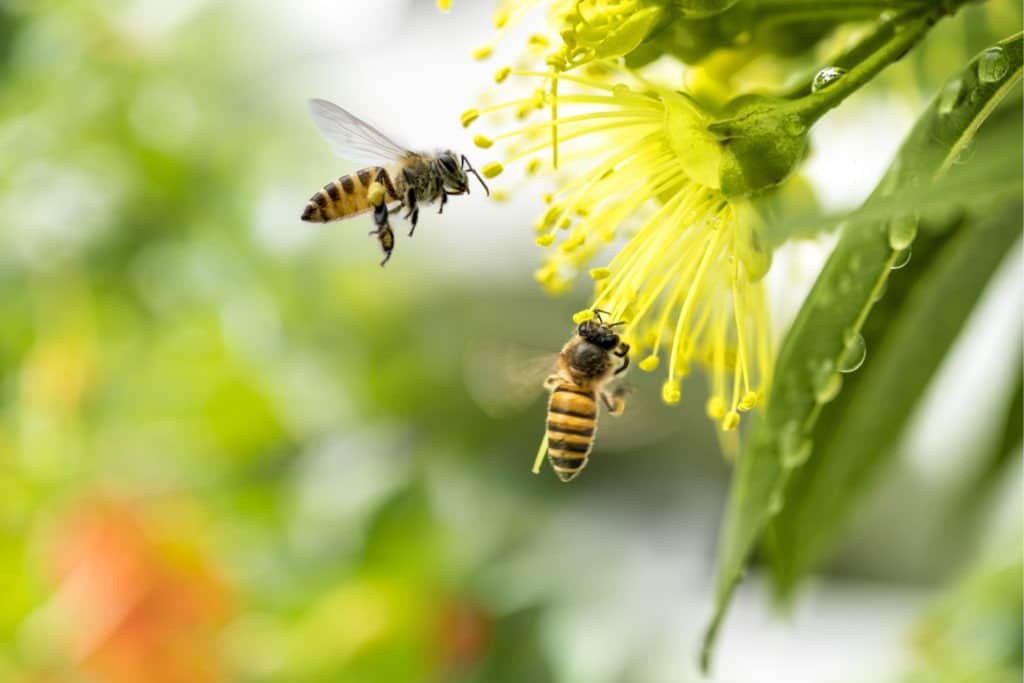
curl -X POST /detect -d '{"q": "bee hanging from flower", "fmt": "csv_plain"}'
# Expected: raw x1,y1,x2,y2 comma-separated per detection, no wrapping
301,99,490,265
541,309,630,481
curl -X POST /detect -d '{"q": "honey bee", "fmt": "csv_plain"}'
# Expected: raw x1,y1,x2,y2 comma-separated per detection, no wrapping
301,98,489,265
543,310,630,482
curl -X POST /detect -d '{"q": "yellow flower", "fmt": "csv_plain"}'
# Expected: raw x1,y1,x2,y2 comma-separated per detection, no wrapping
469,65,773,432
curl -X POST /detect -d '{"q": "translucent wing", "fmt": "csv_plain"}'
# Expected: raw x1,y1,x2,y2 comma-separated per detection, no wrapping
307,98,410,164
462,339,557,419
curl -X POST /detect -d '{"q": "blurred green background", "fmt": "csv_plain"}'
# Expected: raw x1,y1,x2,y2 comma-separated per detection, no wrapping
0,2,1018,682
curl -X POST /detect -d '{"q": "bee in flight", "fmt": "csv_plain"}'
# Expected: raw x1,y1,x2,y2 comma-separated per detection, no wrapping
543,310,630,482
301,98,489,265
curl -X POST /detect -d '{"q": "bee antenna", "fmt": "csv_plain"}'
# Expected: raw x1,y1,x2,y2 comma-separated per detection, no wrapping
462,155,490,197
608,321,626,328
591,308,610,322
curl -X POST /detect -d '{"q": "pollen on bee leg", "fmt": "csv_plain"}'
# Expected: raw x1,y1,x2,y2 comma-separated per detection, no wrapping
367,182,386,207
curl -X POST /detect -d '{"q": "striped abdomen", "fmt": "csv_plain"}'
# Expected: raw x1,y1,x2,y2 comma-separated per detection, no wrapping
546,382,598,482
301,166,397,222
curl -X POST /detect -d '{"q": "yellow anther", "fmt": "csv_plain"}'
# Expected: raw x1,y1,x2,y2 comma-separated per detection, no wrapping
661,379,681,404
721,411,740,431
493,6,509,28
482,162,503,178
738,390,758,411
589,267,611,280
535,234,556,247
472,45,494,60
528,34,550,48
460,109,480,128
543,192,554,204
639,355,660,372
558,217,572,230
494,66,511,83
490,189,510,202
706,396,726,419
473,134,494,149
526,158,541,175
437,0,451,11
572,309,596,324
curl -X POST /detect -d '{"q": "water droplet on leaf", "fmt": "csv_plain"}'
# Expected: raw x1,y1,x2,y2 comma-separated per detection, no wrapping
891,247,912,270
937,78,965,116
811,67,847,93
887,215,918,251
813,359,842,403
838,333,866,373
977,46,1009,84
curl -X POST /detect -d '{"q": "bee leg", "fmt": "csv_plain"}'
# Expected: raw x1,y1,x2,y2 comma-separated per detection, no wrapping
372,202,395,266
438,191,448,215
601,388,626,416
407,207,419,237
543,375,560,391
613,342,630,375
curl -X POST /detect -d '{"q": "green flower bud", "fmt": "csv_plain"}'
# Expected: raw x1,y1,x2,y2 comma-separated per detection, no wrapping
562,0,669,62
710,95,809,200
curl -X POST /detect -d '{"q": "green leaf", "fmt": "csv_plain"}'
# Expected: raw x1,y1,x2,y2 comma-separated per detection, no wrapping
700,32,1024,672
766,201,1022,597
949,359,1023,530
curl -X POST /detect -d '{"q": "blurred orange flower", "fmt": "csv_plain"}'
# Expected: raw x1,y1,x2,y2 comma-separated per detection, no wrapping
49,498,233,683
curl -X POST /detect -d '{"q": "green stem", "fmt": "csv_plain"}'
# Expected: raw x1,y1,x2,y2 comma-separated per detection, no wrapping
787,6,940,125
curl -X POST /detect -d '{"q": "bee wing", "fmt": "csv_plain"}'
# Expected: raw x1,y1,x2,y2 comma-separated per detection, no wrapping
307,98,410,164
462,339,558,419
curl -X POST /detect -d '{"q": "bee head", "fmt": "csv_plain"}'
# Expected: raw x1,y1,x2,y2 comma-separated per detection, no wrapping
576,319,620,350
436,151,490,197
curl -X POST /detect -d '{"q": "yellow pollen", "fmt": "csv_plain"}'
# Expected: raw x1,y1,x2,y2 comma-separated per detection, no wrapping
572,309,596,324
473,45,494,60
493,6,509,28
460,109,480,128
526,158,542,175
367,182,385,207
661,379,681,404
721,411,740,431
494,66,511,83
543,192,554,204
473,134,494,149
589,267,611,280
482,162,503,178
706,396,726,419
558,217,572,230
535,234,556,247
437,0,451,11
639,355,660,372
528,34,550,48
738,390,758,411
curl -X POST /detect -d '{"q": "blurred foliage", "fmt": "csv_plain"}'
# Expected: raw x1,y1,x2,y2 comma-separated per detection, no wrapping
0,1,1021,682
